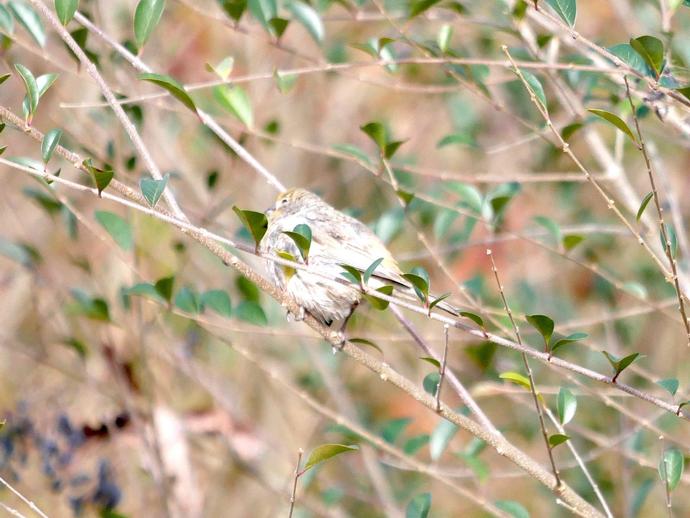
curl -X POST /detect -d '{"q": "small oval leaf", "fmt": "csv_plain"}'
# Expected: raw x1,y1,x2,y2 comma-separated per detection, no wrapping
303,444,358,471
139,73,196,113
588,108,637,144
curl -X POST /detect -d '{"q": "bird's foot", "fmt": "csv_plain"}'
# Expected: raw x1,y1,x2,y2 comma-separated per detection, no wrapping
329,330,346,353
286,306,306,322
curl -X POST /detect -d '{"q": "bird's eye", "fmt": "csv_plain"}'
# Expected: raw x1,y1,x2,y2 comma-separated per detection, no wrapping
281,198,288,205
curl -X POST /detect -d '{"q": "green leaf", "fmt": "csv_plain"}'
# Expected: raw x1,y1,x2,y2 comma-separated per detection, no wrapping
384,139,405,159
248,0,277,33
360,121,387,153
201,289,232,317
70,289,110,321
659,448,684,491
154,275,174,302
8,1,45,47
134,0,165,50
332,143,371,165
520,69,546,109
602,351,643,381
631,479,654,518
381,417,411,444
636,192,654,221
630,36,664,76
175,286,200,314
397,189,414,206
213,85,253,128
403,434,429,455
533,215,561,246
406,492,431,518
363,257,384,285
548,433,570,447
403,267,430,303
588,108,637,144
127,282,165,303
14,64,38,117
282,223,312,261
662,225,678,258
365,285,393,310
235,300,267,325
0,238,38,267
206,56,234,80
409,0,440,18
460,311,484,328
349,337,382,354
561,122,583,141
268,17,288,38
139,174,169,207
676,86,690,102
276,250,297,280
447,182,483,213
218,0,246,22
95,211,133,251
41,128,62,163
525,314,554,350
0,5,14,34
62,337,87,358
609,43,653,76
139,73,196,113
55,0,78,25
340,264,362,284
557,387,577,425
437,24,452,53
303,444,358,471
419,356,441,369
657,378,679,396
429,418,458,460
562,234,584,251
546,0,576,27
0,74,10,88
423,372,440,395
495,500,529,518
232,206,267,246
550,332,587,354
500,371,532,391
289,1,323,44
83,158,114,196
436,133,474,148
429,293,451,312
274,69,297,94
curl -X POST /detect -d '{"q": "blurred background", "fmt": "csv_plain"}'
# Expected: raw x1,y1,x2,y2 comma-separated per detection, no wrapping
1,0,690,516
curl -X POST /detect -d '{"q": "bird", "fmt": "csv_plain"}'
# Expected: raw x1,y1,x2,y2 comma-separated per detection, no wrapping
259,188,457,341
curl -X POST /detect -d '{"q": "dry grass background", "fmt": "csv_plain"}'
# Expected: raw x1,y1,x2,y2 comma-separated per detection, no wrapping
0,0,690,516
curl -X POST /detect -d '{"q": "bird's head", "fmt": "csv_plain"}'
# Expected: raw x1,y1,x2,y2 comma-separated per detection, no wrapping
266,188,319,222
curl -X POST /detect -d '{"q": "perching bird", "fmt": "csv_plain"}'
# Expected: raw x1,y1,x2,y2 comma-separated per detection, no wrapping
259,188,457,336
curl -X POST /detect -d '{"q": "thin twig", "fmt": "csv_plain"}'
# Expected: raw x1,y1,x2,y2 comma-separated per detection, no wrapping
623,76,690,346
27,0,188,221
72,10,285,193
487,248,561,487
436,325,449,412
288,449,304,518
0,476,48,518
501,46,684,300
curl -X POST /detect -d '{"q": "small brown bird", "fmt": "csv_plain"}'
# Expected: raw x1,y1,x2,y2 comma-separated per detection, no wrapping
259,188,456,337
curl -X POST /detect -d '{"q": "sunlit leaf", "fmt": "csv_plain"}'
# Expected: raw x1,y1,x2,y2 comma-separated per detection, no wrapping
548,433,570,447
557,387,577,425
499,371,532,391
289,1,323,44
630,36,664,76
214,85,253,127
303,444,358,471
